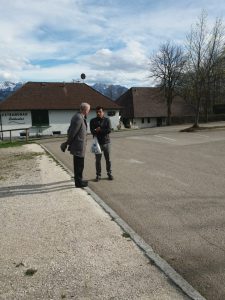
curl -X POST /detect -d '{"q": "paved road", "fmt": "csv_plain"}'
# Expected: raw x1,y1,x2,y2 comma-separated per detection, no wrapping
39,124,225,300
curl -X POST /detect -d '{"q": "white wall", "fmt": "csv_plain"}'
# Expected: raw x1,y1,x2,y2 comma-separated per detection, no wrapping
48,110,120,135
131,117,157,128
130,117,166,129
0,111,32,138
0,109,120,137
106,111,120,130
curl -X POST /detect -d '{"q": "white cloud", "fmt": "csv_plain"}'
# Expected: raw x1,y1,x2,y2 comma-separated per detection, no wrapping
0,0,224,87
0,71,18,82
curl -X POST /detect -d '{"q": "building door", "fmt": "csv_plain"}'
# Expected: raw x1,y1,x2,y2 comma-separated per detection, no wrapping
157,117,162,127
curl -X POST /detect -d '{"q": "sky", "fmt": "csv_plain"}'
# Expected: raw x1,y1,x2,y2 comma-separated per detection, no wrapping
0,0,225,88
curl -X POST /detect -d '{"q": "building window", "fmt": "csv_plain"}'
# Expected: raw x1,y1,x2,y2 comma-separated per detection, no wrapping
31,110,49,126
147,117,151,123
142,118,145,123
107,111,116,116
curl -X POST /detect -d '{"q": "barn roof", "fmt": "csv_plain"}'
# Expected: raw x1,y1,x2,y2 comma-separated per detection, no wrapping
116,87,195,118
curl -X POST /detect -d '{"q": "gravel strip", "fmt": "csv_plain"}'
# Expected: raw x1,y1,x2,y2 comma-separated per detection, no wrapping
0,143,188,300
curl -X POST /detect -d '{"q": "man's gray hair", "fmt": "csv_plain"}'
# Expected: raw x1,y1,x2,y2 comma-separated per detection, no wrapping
80,102,90,112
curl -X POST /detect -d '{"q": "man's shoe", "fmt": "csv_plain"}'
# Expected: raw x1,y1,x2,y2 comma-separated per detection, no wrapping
108,174,114,180
95,175,101,182
75,180,88,188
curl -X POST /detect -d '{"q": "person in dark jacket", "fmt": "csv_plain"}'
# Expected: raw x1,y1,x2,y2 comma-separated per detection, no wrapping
62,102,90,188
90,106,113,181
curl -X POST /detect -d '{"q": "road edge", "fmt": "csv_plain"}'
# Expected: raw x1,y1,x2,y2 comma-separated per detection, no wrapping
40,143,206,300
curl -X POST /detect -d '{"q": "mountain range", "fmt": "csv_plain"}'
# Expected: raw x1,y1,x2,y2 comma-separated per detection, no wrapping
91,83,128,100
0,81,23,101
0,81,128,102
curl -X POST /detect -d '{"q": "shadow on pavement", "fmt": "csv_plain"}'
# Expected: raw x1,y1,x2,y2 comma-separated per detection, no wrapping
0,180,74,198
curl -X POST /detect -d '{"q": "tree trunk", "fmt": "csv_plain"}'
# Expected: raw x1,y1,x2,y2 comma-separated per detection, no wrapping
204,99,209,123
167,99,172,125
193,96,201,128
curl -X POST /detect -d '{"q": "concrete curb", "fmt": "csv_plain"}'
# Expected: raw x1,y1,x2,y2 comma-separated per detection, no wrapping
40,143,206,300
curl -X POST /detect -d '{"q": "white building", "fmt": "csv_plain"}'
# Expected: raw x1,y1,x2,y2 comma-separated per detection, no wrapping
0,82,121,138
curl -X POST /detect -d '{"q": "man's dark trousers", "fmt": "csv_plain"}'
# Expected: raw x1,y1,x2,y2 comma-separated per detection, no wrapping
73,155,84,186
95,143,111,176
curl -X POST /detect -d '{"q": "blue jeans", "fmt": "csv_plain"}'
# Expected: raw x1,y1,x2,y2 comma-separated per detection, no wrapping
95,143,111,176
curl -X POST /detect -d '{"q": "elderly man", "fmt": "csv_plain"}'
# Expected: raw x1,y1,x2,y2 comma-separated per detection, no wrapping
62,102,90,188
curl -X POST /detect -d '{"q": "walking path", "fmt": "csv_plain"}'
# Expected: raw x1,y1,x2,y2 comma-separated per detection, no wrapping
0,143,197,299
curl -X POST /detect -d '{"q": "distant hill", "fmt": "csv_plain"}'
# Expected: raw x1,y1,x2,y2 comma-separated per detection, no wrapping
0,81,23,101
0,81,128,102
92,83,128,100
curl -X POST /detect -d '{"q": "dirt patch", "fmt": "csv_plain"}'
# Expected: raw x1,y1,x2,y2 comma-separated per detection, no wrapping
0,146,43,182
180,125,225,132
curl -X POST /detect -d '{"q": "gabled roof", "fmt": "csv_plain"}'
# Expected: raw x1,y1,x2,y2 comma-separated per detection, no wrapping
116,87,195,118
0,82,120,111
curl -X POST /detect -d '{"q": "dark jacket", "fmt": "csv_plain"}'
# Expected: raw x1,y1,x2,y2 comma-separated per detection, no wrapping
67,112,87,157
90,117,111,145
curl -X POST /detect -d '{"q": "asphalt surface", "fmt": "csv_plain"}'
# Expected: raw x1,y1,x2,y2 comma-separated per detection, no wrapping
39,122,225,300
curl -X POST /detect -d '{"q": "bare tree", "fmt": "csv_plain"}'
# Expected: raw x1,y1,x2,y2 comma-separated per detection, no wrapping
185,11,225,126
204,19,225,121
149,41,186,125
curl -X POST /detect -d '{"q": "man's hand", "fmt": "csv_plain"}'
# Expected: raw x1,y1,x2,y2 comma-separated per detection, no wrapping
60,142,68,152
95,127,101,133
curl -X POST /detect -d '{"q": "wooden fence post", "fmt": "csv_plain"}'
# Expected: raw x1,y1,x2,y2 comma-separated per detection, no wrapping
26,129,29,142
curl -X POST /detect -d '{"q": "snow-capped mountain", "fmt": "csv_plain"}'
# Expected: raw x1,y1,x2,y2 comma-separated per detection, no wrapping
92,83,128,100
0,81,23,101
